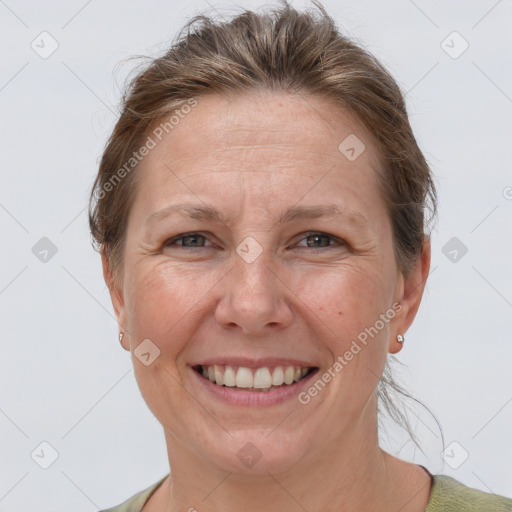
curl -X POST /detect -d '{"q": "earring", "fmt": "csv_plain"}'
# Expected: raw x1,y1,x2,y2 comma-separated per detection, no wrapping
397,334,404,343
119,331,125,344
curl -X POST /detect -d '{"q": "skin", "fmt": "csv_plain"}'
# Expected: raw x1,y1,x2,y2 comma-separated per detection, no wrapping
102,90,432,512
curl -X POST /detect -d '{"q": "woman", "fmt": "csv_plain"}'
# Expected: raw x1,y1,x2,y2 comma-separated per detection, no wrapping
89,1,512,511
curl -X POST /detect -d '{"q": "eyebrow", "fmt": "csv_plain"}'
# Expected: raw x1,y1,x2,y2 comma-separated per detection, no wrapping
145,203,368,228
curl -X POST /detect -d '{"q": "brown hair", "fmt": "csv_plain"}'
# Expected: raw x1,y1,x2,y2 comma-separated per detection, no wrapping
88,0,438,443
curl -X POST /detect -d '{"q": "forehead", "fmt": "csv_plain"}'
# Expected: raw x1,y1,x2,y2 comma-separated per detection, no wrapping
131,91,387,224
154,91,377,163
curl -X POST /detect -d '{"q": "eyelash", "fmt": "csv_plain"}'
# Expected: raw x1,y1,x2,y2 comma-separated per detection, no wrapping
163,232,345,250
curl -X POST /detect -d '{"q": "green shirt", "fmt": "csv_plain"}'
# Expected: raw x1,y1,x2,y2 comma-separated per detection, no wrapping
99,473,512,511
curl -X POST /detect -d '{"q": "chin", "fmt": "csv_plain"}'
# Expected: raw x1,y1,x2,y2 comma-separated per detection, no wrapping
185,417,317,477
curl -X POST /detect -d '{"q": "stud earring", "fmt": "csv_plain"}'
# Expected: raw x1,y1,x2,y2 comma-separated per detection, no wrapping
119,331,125,344
397,334,404,343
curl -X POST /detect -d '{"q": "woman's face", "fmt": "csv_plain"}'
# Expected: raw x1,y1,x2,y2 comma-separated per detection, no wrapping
104,91,427,474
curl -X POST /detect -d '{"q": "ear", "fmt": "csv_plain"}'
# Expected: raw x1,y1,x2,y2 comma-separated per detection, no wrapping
101,249,130,351
389,236,431,354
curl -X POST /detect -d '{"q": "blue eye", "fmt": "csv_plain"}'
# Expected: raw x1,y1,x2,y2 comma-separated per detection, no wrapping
163,232,343,250
298,233,336,248
166,233,210,248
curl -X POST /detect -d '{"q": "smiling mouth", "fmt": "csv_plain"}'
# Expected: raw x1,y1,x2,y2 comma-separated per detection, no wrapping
193,364,318,391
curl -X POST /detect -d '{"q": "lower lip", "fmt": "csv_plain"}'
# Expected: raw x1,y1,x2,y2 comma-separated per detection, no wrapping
189,366,319,406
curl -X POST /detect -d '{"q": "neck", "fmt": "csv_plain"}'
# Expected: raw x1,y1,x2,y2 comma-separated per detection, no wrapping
157,406,428,512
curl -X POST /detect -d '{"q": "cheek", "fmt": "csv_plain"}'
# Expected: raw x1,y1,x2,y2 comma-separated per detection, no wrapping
124,264,191,349
124,260,226,352
124,265,197,423
291,261,394,389
311,270,394,394
292,261,392,335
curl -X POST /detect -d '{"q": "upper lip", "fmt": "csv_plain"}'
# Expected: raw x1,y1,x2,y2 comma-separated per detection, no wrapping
191,357,318,368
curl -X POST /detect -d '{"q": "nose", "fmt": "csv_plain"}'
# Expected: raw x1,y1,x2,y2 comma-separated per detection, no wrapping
215,250,293,335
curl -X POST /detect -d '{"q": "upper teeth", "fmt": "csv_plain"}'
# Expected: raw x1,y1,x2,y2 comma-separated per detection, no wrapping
200,365,310,389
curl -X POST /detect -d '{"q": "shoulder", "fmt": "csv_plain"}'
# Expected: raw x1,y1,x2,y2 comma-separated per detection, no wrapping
98,475,169,512
426,474,512,511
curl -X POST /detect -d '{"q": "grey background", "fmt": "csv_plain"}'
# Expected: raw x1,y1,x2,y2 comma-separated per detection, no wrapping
0,0,511,510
